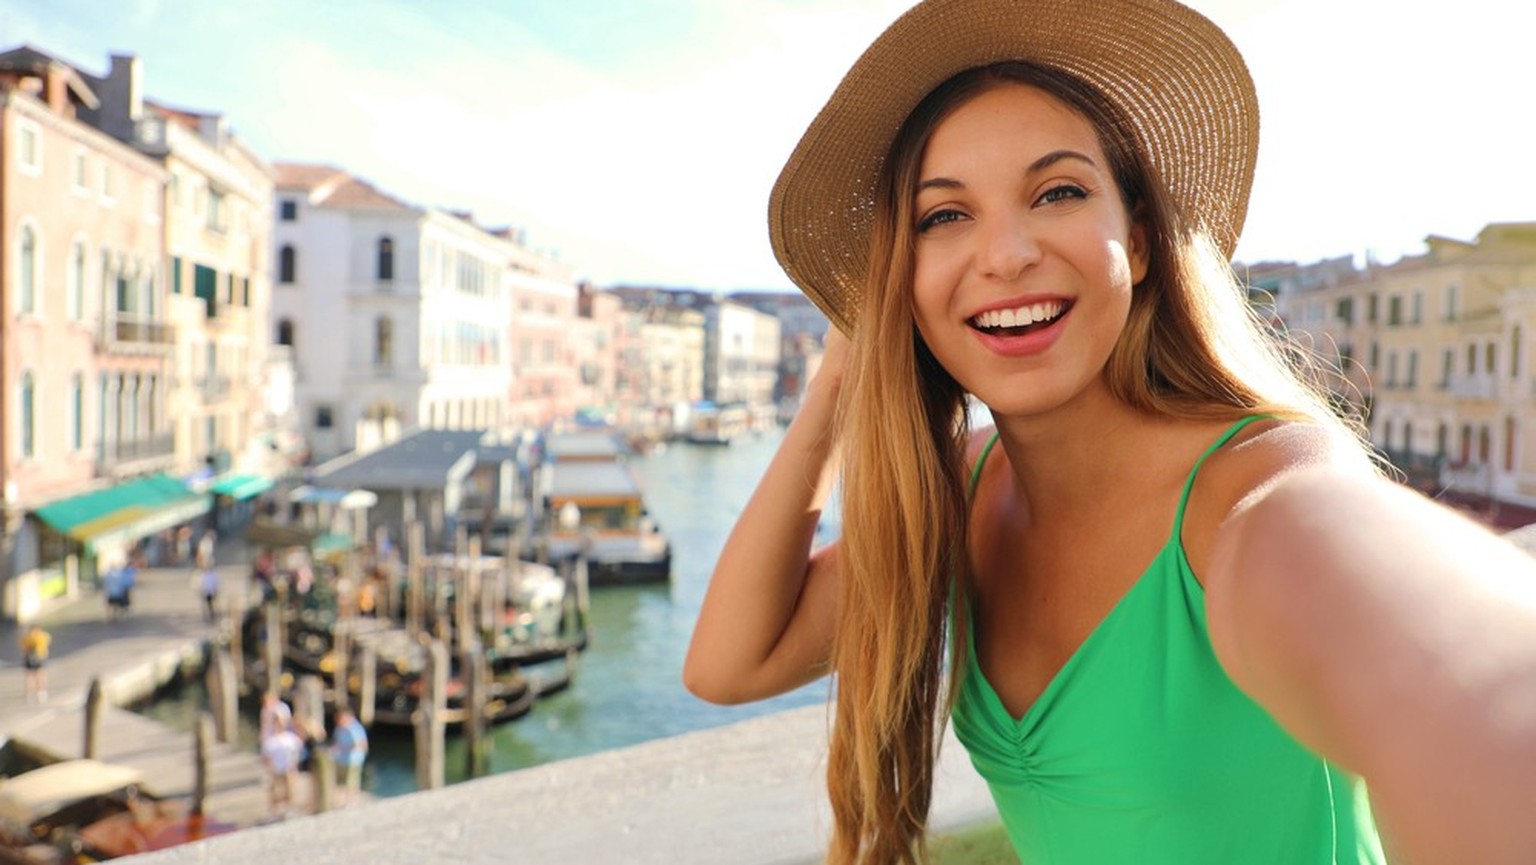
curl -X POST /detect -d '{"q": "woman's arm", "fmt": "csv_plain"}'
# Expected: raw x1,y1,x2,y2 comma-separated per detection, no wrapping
1207,465,1536,865
683,332,848,705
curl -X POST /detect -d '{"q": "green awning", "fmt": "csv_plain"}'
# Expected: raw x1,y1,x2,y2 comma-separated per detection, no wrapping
209,473,273,500
32,474,211,554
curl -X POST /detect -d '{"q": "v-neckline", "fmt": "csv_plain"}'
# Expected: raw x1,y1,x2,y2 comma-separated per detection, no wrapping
959,415,1268,728
966,539,1178,727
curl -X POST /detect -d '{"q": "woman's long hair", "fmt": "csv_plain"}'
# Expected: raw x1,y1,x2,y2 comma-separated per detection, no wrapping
825,62,1364,865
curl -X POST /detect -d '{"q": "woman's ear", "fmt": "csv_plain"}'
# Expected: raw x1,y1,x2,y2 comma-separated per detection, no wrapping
1128,214,1151,285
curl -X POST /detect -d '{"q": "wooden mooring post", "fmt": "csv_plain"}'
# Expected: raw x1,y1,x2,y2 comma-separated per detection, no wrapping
461,635,488,778
357,644,377,729
206,646,239,744
83,677,104,759
407,522,426,639
263,601,285,697
193,711,213,816
226,594,245,689
412,637,448,790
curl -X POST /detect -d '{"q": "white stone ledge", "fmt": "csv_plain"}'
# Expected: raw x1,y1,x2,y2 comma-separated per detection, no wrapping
125,704,996,865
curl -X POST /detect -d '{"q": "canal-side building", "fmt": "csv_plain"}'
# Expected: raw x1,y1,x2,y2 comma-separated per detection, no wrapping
273,164,517,461
1268,223,1536,522
704,300,781,407
0,46,190,620
637,306,706,435
505,241,580,431
84,54,281,502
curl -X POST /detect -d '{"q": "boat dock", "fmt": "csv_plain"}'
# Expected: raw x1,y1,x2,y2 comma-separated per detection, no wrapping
0,553,340,827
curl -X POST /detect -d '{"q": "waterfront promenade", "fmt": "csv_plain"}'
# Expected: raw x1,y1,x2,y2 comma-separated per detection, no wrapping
0,542,331,825
0,538,998,863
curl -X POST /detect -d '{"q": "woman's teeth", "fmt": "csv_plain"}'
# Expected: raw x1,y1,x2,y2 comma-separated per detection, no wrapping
971,300,1066,332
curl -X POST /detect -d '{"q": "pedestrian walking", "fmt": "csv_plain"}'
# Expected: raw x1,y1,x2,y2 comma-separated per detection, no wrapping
196,528,217,569
197,565,221,622
328,707,369,806
20,624,50,703
101,559,125,621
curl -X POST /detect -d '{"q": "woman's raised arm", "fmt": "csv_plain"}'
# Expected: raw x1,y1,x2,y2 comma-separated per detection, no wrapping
1207,465,1536,865
683,330,849,705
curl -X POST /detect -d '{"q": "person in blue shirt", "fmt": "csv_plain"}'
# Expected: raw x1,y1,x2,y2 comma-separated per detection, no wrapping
328,707,368,806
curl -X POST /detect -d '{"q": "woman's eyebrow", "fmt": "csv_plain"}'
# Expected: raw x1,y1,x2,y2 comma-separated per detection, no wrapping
916,149,1099,194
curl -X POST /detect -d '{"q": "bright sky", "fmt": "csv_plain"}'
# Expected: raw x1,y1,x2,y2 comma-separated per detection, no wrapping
5,0,1533,291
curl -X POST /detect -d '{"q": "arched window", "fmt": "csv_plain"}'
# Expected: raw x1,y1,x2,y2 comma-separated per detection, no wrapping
278,244,296,284
1513,326,1523,379
276,318,295,346
376,236,394,281
1485,342,1496,376
20,371,36,458
1382,419,1394,451
1436,423,1447,459
19,226,36,314
1479,426,1491,464
375,316,394,367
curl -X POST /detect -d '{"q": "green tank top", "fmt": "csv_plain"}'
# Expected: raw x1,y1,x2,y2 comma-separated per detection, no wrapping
951,416,1386,863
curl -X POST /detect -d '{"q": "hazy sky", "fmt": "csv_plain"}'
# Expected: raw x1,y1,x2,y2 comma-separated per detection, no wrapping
5,0,1533,291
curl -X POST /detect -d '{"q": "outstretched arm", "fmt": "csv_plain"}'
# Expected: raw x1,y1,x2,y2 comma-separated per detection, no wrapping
1208,466,1536,865
683,331,848,705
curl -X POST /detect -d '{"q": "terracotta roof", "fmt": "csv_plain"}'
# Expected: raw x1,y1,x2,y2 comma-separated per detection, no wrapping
322,177,414,211
272,162,414,212
272,162,346,190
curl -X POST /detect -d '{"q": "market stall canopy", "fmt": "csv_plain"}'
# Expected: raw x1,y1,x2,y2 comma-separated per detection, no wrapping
207,473,273,501
31,474,210,554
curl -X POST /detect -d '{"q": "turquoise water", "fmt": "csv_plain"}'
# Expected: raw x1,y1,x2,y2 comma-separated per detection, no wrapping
144,426,836,796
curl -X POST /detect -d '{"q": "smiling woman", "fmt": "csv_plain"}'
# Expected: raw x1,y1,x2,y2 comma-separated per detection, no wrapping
685,1,1536,864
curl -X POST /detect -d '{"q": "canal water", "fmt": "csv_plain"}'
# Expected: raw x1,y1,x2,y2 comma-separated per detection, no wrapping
142,426,836,797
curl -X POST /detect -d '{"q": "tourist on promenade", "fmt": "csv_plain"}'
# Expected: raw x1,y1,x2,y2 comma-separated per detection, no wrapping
260,691,293,741
685,1,1536,863
199,565,221,622
196,528,217,570
102,557,132,621
328,707,369,806
261,720,305,819
19,624,50,703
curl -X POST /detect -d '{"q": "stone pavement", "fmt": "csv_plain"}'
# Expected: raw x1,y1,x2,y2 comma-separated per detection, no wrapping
0,538,255,716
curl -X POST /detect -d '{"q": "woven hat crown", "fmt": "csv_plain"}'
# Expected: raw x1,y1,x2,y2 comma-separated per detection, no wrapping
768,0,1259,334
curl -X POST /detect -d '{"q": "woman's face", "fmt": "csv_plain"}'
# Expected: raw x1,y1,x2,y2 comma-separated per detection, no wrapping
910,83,1147,419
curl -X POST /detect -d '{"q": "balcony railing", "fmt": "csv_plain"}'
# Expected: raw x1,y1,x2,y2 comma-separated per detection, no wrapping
99,314,175,352
99,432,177,469
113,317,175,345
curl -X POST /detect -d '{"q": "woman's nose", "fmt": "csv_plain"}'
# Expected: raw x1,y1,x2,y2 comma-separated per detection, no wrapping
977,214,1041,282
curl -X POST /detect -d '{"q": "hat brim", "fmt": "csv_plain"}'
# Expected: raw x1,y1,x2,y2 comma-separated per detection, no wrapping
768,0,1258,334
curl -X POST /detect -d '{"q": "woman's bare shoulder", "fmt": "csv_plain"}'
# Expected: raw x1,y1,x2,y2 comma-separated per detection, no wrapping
1184,417,1373,577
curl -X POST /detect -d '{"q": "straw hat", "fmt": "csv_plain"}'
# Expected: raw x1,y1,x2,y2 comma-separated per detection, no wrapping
768,0,1259,334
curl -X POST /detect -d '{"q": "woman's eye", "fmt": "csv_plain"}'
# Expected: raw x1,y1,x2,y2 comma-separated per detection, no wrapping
917,209,965,232
1037,184,1088,205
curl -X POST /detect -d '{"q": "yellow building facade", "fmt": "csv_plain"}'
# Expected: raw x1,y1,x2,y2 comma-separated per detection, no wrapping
1269,224,1536,519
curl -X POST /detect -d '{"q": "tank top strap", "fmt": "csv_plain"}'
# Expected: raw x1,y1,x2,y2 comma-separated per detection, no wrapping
968,430,1003,499
1172,414,1273,534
